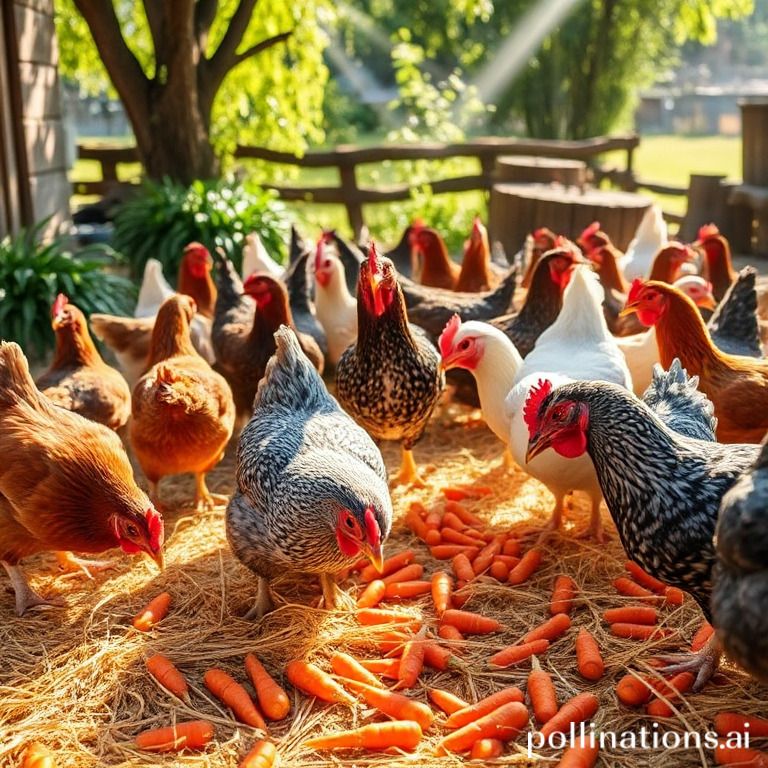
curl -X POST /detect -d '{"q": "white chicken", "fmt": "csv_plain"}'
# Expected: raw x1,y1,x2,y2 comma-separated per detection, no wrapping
241,232,284,280
313,237,358,366
135,259,175,318
619,204,668,280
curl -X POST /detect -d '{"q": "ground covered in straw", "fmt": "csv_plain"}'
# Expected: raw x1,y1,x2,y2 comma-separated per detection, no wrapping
1,397,766,767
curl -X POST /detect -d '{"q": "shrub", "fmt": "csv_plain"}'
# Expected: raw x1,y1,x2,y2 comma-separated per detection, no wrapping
0,221,136,361
112,177,288,278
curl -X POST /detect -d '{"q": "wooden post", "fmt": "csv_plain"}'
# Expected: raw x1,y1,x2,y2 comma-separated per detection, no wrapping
740,98,768,186
338,161,364,240
679,174,728,242
623,146,635,191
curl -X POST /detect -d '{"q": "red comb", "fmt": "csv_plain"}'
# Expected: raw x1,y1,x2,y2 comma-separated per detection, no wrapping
52,293,68,318
320,230,335,244
523,379,553,438
368,240,380,275
554,235,568,248
472,216,484,236
438,314,462,358
364,506,380,546
697,223,720,240
579,221,601,242
145,507,164,552
627,277,646,304
411,218,426,232
314,236,324,270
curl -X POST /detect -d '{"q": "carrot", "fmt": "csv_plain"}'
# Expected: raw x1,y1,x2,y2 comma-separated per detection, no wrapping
350,556,369,572
304,721,423,751
20,743,55,768
489,639,549,669
431,544,480,560
472,539,503,575
495,554,521,567
442,528,484,547
610,623,672,640
405,508,430,541
330,651,383,688
445,686,526,730
575,628,604,681
360,550,414,582
437,701,529,754
550,575,577,615
425,529,442,546
146,654,190,702
452,553,476,582
431,571,453,616
441,511,467,531
715,713,768,738
442,485,492,501
624,561,667,593
612,577,662,603
602,606,657,625
204,668,267,730
452,588,470,609
425,509,443,530
528,656,558,724
444,500,484,527
239,740,277,768
385,580,432,599
442,609,501,635
377,630,410,655
285,660,356,705
132,592,171,631
462,527,488,541
522,614,572,644
244,654,290,721
356,608,419,627
615,673,655,707
646,672,695,717
665,586,685,606
340,677,434,730
429,688,469,715
508,549,542,585
134,720,215,752
470,738,504,760
357,657,400,679
382,563,424,585
539,692,600,739
490,560,509,581
691,622,715,652
439,624,465,642
502,538,522,556
714,742,768,767
398,626,427,689
356,579,386,608
558,743,600,768
423,642,463,671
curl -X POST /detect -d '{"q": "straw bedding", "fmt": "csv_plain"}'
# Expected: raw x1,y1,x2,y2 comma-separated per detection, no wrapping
1,398,766,767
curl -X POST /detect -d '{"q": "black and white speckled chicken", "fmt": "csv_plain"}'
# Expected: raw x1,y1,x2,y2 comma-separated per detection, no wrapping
707,267,763,359
336,244,445,487
525,360,759,689
226,326,392,619
712,439,768,684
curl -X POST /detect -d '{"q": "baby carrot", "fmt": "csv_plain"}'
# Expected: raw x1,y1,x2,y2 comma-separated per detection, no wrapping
423,642,463,671
437,701,528,754
382,563,424,585
444,501,484,527
550,575,577,615
445,687,525,729
146,654,190,702
442,485,492,501
613,577,662,604
429,688,469,715
691,622,715,652
340,677,434,731
385,580,432,599
356,579,386,608
714,742,768,767
398,626,427,689
405,508,430,542
452,553,476,582
357,657,400,679
602,606,658,625
665,586,685,606
304,721,423,751
20,743,55,768
330,651,383,688
356,608,419,626
495,554,521,567
522,614,571,644
132,592,171,632
502,538,522,556
715,713,768,738
431,545,480,560
204,669,267,730
245,654,291,720
610,623,672,640
425,509,443,530
441,511,467,531
490,560,509,581
489,639,549,669
443,528,484,547
377,630,410,655
452,588,470,609
425,529,442,546
615,673,654,707
528,657,558,724
558,743,600,768
285,660,356,705
575,628,604,681
472,539,503,575
438,624,465,642
441,609,501,635
539,692,599,739
508,549,542,585
360,550,414,582
134,720,215,752
239,740,276,768
470,738,504,760
624,561,667,593
431,571,453,616
646,672,695,717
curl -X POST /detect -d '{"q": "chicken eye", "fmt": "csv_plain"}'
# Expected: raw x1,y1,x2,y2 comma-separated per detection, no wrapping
459,339,471,351
324,260,331,268
345,516,355,529
126,524,139,537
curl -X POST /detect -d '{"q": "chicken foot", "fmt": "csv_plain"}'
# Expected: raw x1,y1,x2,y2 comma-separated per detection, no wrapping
55,551,115,579
243,576,274,620
574,495,607,543
652,632,722,692
194,473,229,512
2,561,60,616
319,572,354,611
392,447,426,488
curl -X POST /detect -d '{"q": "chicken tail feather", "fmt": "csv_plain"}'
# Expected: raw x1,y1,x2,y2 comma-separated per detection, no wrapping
0,342,41,410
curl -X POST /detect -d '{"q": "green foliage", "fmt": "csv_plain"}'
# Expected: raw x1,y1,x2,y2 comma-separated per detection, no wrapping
0,222,135,361
112,178,288,278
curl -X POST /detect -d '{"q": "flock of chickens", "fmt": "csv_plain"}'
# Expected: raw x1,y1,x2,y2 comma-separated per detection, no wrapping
2,206,768,724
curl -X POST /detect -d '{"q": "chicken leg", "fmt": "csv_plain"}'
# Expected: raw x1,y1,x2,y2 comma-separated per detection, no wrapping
652,633,722,692
244,576,274,620
392,447,426,488
319,572,354,611
194,472,228,512
55,551,115,579
2,561,60,616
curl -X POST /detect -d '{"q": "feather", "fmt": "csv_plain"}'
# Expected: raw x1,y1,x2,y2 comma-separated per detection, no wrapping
523,378,552,437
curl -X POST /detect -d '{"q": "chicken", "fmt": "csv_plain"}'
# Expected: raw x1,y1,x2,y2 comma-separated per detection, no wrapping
0,341,164,615
241,232,285,281
134,259,174,318
284,239,327,358
226,326,392,618
456,217,499,292
130,295,235,510
707,267,763,358
490,244,583,357
411,226,461,290
525,363,758,688
383,221,420,278
314,236,358,366
619,204,668,280
325,229,364,295
336,244,445,487
35,294,131,430
521,227,557,289
693,224,737,303
623,279,768,443
713,438,768,684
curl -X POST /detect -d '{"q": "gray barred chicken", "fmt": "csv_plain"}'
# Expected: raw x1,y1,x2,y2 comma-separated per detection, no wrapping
713,439,768,684
525,360,758,689
335,244,445,487
707,266,763,358
227,326,392,619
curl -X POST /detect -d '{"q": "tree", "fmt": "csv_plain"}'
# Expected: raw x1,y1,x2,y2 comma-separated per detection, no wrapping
57,1,331,182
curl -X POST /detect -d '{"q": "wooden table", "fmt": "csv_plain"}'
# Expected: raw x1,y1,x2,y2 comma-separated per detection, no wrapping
489,183,653,257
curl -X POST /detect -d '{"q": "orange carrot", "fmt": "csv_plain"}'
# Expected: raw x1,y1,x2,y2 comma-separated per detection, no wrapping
613,577,662,604
442,528,484,547
330,651,383,688
132,592,171,631
244,654,290,721
429,688,469,715
602,606,657,625
610,623,672,640
539,692,599,739
522,614,572,644
550,575,577,616
406,511,429,541
360,550,414,583
489,639,549,669
442,609,501,635
285,660,356,705
646,672,695,717
384,580,432,599
470,738,503,760
135,721,215,752
624,561,667,593
204,668,267,730
528,657,558,724
239,740,276,768
715,713,768,738
437,701,528,754
382,563,424,585
20,743,55,768
350,556,369,572
445,687,525,729
665,586,685,606
398,626,427,689
490,560,509,581
451,588,470,609
425,529,442,546
444,500,484,527
472,539,503,575
495,554,521,567
357,657,400,679
441,511,467,531
442,485,492,501
425,509,443,530
377,630,410,655
558,743,600,768
356,579,386,608
615,673,654,707
575,628,604,681
356,608,419,627
462,527,488,541
714,742,768,767
431,545,480,560
508,549,542,585
304,721,423,751
502,538,522,556
431,571,453,616
439,624,465,642
452,553,476,582
691,622,715,652
340,677,434,730
146,654,189,702
423,642,463,671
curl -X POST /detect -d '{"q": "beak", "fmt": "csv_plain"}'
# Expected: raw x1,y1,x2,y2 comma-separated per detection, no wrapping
147,548,165,571
525,431,550,464
368,272,386,316
698,295,717,311
439,352,461,373
619,302,639,318
364,542,384,574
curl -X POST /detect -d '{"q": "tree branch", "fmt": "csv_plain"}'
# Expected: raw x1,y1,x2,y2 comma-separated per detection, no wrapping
195,0,219,50
142,0,164,56
232,30,292,66
205,0,258,84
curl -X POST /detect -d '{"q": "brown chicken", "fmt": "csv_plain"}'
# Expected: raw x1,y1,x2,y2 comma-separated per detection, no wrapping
411,226,461,290
623,279,768,443
521,227,557,288
130,295,235,510
694,224,737,303
456,217,498,292
35,294,131,430
0,341,164,615
177,242,217,318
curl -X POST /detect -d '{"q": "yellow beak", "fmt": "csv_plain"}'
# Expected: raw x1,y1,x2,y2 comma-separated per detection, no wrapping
698,295,717,311
619,303,639,318
365,543,384,574
525,436,548,464
147,549,165,571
